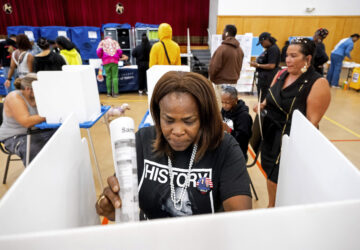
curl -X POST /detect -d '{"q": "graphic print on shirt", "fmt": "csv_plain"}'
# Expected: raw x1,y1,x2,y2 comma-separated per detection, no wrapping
223,117,234,130
138,159,214,217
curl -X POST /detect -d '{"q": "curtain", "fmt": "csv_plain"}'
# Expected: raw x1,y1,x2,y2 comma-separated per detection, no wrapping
0,0,66,33
1,0,209,44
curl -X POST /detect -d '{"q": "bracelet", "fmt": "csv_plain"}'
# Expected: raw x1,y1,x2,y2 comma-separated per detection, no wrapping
257,63,260,68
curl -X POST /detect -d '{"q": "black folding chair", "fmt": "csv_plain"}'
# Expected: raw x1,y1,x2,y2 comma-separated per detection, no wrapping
0,102,22,184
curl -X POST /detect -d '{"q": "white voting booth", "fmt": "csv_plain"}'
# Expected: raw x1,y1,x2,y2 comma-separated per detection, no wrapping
0,114,99,237
147,65,190,109
0,110,359,249
276,110,360,206
211,34,255,92
34,65,101,123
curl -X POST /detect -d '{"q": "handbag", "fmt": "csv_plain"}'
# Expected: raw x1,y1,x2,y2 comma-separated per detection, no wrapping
161,41,171,65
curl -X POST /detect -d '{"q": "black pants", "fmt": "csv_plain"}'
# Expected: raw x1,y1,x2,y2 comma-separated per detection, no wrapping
138,66,148,91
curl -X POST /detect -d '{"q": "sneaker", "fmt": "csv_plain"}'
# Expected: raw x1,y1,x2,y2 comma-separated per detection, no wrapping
112,94,119,98
138,90,143,95
107,93,111,97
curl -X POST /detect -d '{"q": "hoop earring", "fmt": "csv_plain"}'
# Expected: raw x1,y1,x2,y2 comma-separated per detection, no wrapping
301,63,308,73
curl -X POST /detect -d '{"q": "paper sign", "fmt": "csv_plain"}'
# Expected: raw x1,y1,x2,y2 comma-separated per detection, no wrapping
88,31,97,39
24,31,34,41
58,31,67,37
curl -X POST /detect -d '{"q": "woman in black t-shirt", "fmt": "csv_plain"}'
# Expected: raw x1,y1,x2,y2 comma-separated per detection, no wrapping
250,32,281,102
33,37,66,72
96,71,252,220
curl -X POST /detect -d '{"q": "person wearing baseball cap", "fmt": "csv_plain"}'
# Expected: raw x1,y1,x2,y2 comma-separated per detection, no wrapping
250,32,280,102
313,28,329,75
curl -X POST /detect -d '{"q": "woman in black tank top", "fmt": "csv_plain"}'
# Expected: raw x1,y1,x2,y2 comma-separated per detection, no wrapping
254,38,331,207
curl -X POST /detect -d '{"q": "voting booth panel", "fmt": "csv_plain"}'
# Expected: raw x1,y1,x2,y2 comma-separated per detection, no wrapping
34,66,101,123
7,26,40,42
0,114,99,236
40,26,71,41
0,200,359,250
146,65,190,109
62,65,101,120
70,27,101,60
276,110,360,207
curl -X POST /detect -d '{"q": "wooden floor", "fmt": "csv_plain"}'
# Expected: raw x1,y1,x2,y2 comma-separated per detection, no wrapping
1,87,359,210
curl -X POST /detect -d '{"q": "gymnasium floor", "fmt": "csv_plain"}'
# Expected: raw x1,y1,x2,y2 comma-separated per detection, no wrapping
0,87,359,210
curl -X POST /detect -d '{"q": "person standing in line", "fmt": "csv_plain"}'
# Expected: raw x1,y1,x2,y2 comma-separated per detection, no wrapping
97,37,122,97
132,33,152,95
327,34,360,87
250,32,281,102
4,34,34,90
254,38,331,207
280,41,290,64
33,37,66,72
149,23,181,68
0,34,17,93
209,24,244,110
55,36,82,65
313,28,329,76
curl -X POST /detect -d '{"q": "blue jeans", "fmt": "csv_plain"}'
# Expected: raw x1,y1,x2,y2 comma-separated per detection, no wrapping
3,67,16,93
327,54,344,87
3,129,56,166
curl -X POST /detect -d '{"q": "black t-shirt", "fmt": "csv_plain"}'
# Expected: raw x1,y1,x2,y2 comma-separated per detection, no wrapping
33,51,66,73
256,44,281,81
135,126,251,219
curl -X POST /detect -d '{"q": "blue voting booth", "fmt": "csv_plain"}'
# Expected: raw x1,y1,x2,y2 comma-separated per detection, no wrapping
70,27,101,61
40,26,71,41
7,26,40,42
0,69,6,96
101,23,131,33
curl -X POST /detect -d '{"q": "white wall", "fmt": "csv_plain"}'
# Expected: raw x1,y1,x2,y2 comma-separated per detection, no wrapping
208,0,218,38
217,0,360,16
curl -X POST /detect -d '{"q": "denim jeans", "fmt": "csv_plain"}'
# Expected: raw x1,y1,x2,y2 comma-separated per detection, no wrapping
3,129,56,166
327,54,344,87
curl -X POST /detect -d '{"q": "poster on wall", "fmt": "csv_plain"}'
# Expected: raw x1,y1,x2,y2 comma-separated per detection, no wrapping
211,34,255,92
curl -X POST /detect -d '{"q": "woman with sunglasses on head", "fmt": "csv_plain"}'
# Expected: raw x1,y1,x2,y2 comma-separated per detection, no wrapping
253,38,331,207
96,71,252,221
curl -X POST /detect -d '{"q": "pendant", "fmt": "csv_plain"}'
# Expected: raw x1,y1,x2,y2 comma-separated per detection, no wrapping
196,177,213,194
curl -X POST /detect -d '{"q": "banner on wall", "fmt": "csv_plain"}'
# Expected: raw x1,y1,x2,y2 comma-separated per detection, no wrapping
211,34,254,92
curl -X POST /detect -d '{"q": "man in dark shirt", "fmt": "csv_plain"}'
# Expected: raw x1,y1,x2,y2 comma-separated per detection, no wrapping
313,28,329,75
0,34,17,92
250,32,280,102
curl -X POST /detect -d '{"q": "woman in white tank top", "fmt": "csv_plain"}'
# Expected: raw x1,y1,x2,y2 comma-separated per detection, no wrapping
4,34,34,90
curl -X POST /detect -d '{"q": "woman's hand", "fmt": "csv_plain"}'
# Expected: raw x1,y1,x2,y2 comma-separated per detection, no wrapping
253,101,267,113
4,79,10,88
95,176,122,221
250,61,258,68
